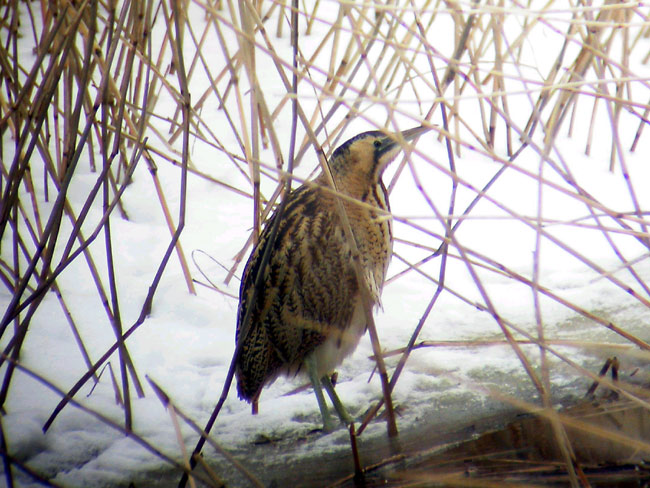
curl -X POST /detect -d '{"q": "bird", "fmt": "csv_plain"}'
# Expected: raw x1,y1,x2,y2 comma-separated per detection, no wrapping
235,125,429,431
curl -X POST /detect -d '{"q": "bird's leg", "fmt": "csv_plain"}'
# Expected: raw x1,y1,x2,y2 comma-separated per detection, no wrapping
321,374,353,425
305,356,336,432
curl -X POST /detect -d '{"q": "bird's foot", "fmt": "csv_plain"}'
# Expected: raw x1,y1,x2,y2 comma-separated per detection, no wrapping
321,417,337,433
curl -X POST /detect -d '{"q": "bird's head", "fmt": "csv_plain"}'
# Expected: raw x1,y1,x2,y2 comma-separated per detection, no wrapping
326,126,429,195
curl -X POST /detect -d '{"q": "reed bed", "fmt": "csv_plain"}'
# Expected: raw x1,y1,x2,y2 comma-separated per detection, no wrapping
1,1,649,486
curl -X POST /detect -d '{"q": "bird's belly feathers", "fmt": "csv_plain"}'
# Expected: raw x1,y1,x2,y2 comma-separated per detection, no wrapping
308,298,366,378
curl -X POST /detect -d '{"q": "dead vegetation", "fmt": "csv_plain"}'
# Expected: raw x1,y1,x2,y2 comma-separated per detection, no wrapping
1,0,649,486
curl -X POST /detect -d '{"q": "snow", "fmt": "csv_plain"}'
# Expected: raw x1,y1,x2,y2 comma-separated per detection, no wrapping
2,1,650,487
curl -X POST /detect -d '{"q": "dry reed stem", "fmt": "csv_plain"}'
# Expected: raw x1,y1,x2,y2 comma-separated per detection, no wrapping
3,353,217,486
374,339,639,359
147,376,264,488
1,1,650,485
535,143,580,488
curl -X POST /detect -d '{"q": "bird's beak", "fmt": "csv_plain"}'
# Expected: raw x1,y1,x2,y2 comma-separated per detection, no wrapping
377,125,430,160
374,125,430,177
396,125,431,143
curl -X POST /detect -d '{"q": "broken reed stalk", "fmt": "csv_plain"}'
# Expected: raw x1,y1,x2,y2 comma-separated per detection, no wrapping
348,423,365,485
2,1,650,485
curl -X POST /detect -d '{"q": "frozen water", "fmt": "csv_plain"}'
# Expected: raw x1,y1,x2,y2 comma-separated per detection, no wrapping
2,2,650,487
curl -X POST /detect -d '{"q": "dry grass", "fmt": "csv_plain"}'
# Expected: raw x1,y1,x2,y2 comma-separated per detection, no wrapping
1,0,649,486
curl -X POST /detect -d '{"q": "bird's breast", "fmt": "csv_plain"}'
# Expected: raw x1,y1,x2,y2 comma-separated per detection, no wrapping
343,182,393,303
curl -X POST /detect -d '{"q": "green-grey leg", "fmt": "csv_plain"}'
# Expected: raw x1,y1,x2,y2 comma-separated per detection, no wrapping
305,356,335,432
321,374,353,425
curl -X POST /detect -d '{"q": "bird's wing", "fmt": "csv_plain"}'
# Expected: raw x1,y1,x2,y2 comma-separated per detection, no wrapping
237,186,359,365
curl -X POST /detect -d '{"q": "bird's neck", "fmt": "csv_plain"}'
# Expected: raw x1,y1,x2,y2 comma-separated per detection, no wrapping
316,172,385,207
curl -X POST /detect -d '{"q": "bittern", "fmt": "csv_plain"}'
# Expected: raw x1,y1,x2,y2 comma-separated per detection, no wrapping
235,126,428,431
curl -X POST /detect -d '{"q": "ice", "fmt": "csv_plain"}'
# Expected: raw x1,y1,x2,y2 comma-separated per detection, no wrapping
2,1,649,487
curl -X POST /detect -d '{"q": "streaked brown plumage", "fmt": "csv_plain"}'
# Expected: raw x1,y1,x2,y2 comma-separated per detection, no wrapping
235,126,428,430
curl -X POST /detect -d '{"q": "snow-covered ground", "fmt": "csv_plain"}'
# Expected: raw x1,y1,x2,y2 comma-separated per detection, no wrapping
2,2,650,486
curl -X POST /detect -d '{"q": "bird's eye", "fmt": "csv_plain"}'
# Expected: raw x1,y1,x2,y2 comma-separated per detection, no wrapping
373,140,382,148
